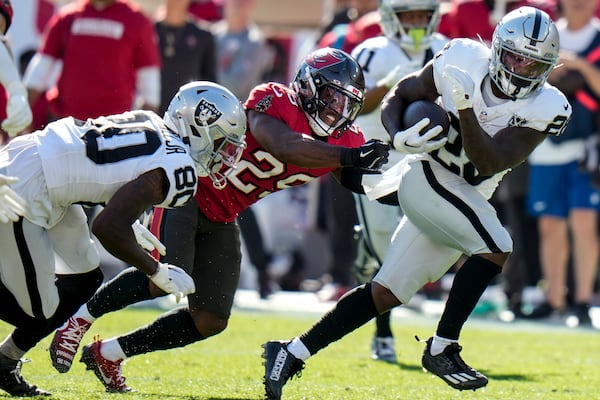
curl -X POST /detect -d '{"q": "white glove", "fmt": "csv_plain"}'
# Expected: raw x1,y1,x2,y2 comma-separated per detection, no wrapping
149,262,195,303
0,174,26,223
393,117,448,154
2,82,33,136
377,63,418,89
442,65,475,110
132,220,166,256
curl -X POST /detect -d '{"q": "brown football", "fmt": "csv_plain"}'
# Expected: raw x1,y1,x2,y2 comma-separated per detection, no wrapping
402,100,450,140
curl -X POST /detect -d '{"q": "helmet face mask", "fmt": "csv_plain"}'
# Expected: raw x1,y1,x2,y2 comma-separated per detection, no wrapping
292,48,365,138
489,7,559,100
379,0,441,52
164,81,247,189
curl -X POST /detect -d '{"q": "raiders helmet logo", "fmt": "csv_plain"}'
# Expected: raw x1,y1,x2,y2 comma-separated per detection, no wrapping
194,98,222,131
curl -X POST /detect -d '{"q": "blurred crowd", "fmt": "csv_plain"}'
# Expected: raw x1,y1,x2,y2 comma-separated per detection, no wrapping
3,0,600,330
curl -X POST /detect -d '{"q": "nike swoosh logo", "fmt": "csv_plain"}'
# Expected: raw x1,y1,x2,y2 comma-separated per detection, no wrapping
360,149,374,158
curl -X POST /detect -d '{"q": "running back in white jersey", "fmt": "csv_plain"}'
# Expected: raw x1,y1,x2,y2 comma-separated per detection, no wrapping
421,38,571,199
0,110,198,227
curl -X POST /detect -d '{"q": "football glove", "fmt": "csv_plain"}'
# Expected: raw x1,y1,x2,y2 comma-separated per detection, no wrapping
443,65,475,110
340,139,390,173
2,82,32,136
0,174,26,223
132,220,166,256
393,118,447,154
149,262,195,303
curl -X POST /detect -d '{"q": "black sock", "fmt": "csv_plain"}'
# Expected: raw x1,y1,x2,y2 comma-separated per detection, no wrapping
12,268,103,352
87,267,152,319
118,307,203,358
375,311,392,338
300,283,378,356
436,255,501,340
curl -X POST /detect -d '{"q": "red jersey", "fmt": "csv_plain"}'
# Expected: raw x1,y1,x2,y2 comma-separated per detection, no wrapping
0,0,12,34
194,82,366,223
39,0,160,119
439,0,557,43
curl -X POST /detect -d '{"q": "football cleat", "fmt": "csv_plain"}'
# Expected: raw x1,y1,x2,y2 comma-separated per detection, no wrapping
420,337,488,391
49,316,92,373
0,356,51,397
262,341,304,400
80,338,131,393
371,336,397,363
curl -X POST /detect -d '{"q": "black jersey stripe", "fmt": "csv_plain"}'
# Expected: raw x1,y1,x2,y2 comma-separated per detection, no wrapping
13,219,45,319
421,161,502,253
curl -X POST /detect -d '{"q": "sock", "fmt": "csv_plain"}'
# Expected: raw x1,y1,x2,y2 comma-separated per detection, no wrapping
299,283,378,356
436,255,502,340
430,335,457,356
117,308,203,358
87,268,152,319
73,303,96,323
287,338,311,361
100,338,126,362
375,311,393,338
0,335,25,360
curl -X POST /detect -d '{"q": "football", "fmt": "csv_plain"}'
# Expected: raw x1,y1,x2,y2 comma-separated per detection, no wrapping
402,100,450,140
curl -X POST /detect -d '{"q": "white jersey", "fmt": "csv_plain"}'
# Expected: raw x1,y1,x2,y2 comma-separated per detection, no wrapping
0,110,198,228
419,38,571,199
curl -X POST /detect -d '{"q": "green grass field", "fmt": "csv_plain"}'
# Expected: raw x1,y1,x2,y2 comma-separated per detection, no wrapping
0,306,598,400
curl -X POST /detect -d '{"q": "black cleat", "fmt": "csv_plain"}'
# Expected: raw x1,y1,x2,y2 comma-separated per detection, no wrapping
420,337,488,391
0,356,51,397
262,341,304,400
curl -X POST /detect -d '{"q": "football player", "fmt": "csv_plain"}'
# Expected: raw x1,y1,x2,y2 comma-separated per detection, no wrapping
262,7,571,398
0,0,33,136
48,47,390,393
0,81,246,396
350,0,449,363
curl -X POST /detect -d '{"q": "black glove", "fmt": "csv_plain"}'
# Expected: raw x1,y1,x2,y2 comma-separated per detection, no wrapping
340,139,390,172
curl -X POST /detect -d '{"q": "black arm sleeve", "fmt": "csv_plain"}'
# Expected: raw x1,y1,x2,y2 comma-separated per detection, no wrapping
339,167,365,194
339,167,400,205
376,192,400,206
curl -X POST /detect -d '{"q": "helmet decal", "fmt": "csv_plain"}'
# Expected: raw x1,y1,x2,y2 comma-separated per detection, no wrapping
305,50,345,70
194,98,222,129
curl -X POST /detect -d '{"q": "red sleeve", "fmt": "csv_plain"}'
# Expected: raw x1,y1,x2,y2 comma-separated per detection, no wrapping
131,11,160,69
0,0,12,34
245,82,308,131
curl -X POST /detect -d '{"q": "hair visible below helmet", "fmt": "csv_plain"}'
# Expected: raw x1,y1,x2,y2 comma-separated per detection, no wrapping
378,0,440,52
292,47,364,138
489,6,559,100
164,81,247,189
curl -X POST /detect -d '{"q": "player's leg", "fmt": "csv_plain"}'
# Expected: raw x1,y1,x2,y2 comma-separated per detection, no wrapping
80,208,240,392
0,219,55,396
402,161,512,390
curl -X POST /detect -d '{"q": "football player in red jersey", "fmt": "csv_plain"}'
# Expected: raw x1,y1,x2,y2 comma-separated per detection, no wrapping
48,47,390,393
0,0,33,137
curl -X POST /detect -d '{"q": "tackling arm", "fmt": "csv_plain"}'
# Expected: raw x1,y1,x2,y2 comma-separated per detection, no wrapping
91,168,167,276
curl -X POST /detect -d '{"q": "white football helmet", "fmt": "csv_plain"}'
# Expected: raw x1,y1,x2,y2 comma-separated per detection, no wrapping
378,0,441,52
292,47,364,138
489,6,559,100
164,81,247,189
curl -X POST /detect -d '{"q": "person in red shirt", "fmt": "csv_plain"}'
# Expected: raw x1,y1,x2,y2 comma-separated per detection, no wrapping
439,0,557,44
23,0,161,121
48,47,391,393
